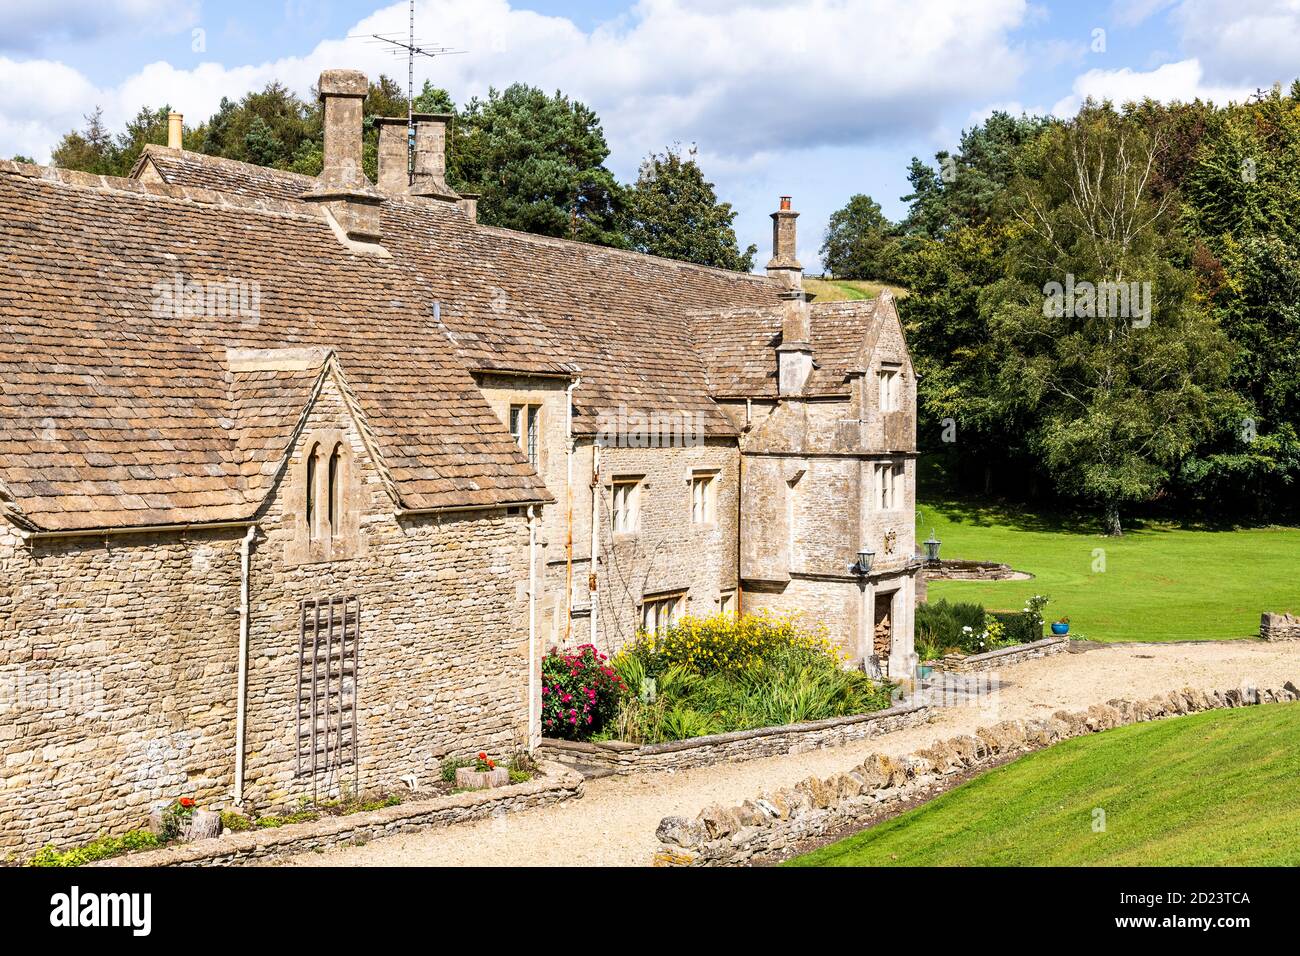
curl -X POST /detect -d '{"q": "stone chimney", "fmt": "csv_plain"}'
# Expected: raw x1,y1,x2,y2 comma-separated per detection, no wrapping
767,195,802,293
376,117,410,193
768,197,811,395
301,69,384,246
409,113,461,202
167,112,183,150
458,193,479,223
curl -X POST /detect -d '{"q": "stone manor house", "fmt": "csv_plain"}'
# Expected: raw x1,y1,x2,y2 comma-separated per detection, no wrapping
0,69,918,852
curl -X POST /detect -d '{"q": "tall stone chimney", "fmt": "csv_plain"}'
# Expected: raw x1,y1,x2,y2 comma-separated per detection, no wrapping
767,195,802,293
769,197,811,395
167,112,183,150
409,113,461,202
301,69,384,246
376,117,410,193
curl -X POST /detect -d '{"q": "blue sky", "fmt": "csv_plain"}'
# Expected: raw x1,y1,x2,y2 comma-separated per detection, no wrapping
2,1,1296,269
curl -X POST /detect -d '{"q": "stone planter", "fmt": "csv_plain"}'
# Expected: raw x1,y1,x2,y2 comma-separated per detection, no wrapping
147,802,224,842
455,766,510,790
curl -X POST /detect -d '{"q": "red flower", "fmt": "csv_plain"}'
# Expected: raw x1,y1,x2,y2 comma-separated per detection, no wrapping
178,797,195,808
477,752,487,761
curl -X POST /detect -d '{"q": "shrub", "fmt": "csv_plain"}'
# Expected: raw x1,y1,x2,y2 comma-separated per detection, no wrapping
989,609,1044,645
440,756,472,782
622,611,838,676
608,639,894,744
915,600,986,655
541,643,627,740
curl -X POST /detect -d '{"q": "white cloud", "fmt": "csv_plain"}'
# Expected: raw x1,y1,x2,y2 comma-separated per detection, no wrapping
0,0,199,52
1170,0,1300,86
0,0,1034,166
1051,58,1258,116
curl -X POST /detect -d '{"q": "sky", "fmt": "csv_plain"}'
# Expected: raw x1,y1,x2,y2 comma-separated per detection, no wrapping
1,0,1297,270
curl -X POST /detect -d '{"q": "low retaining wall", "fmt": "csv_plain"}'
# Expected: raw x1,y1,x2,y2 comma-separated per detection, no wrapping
1261,612,1300,641
653,681,1300,866
90,761,583,867
923,559,1031,582
539,702,930,776
935,634,1069,673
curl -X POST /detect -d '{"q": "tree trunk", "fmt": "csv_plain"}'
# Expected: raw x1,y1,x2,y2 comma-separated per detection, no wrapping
1104,502,1123,537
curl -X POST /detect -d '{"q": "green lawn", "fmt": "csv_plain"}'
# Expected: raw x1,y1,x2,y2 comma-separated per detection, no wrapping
919,495,1300,642
789,703,1300,866
803,277,908,302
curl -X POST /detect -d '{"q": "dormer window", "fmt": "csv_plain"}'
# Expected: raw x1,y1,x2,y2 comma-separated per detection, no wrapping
509,403,541,467
328,443,343,537
289,429,362,565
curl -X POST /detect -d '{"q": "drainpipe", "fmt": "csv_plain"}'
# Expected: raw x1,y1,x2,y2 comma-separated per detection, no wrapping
233,525,257,808
564,377,580,642
588,444,601,649
527,505,539,750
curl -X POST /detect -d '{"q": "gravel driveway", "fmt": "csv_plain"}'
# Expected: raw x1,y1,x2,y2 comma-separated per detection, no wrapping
276,639,1298,867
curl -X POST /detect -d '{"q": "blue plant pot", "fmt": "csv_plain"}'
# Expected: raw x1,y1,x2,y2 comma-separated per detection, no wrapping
1051,622,1069,635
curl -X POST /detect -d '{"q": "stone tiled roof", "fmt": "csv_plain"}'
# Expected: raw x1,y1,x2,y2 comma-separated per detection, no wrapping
690,299,886,398
137,147,787,435
0,161,551,531
0,145,894,531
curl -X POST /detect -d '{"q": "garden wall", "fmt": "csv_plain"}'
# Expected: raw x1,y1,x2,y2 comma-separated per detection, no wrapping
652,681,1300,866
935,634,1069,673
90,761,583,867
538,701,930,776
1261,612,1300,641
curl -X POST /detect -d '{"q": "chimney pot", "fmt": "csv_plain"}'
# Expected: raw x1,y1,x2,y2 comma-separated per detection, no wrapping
167,112,183,150
376,117,411,193
301,69,384,248
409,113,461,202
767,196,802,291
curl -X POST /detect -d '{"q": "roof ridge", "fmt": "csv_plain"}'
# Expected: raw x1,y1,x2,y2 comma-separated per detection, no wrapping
0,159,318,220
138,144,318,185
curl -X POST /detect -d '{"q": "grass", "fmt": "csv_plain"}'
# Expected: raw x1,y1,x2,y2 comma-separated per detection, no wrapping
803,277,908,302
918,493,1300,642
789,702,1300,866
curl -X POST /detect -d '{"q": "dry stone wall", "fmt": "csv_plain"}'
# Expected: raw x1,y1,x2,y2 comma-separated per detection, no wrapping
654,681,1300,866
538,700,928,775
936,634,1069,673
1261,612,1300,641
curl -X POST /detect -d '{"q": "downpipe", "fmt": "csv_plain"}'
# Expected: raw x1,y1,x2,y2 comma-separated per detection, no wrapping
233,525,258,808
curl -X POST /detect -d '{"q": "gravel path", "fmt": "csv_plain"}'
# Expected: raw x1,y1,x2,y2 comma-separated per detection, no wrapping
277,639,1298,867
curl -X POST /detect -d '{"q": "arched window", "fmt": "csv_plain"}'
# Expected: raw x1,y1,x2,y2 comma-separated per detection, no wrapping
327,443,343,537
305,443,320,538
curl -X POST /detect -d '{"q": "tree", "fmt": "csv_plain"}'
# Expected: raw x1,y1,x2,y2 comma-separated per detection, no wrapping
820,193,897,280
621,145,755,271
991,106,1235,535
454,84,623,246
50,107,118,174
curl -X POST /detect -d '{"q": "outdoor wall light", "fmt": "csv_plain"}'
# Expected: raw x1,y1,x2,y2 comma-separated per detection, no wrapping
924,530,942,565
850,547,875,576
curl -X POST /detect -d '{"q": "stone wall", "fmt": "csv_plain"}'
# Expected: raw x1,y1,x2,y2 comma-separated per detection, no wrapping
91,761,583,866
935,634,1069,673
0,373,537,854
653,681,1300,866
1261,612,1300,641
538,700,928,775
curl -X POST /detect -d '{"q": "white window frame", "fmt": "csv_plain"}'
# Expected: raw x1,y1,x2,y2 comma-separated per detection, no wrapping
690,470,718,525
612,477,642,535
509,403,541,467
641,592,683,634
879,365,901,413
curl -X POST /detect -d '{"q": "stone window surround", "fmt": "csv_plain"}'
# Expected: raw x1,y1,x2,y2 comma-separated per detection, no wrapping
689,468,719,526
285,428,365,565
873,459,904,511
641,589,686,633
508,401,542,468
610,475,644,537
878,363,902,413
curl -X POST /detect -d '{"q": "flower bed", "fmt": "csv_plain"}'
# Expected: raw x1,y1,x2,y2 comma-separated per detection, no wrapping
539,613,900,755
916,595,1050,661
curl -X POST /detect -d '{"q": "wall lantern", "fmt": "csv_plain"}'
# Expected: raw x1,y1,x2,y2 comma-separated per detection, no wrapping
924,530,942,565
850,546,875,577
